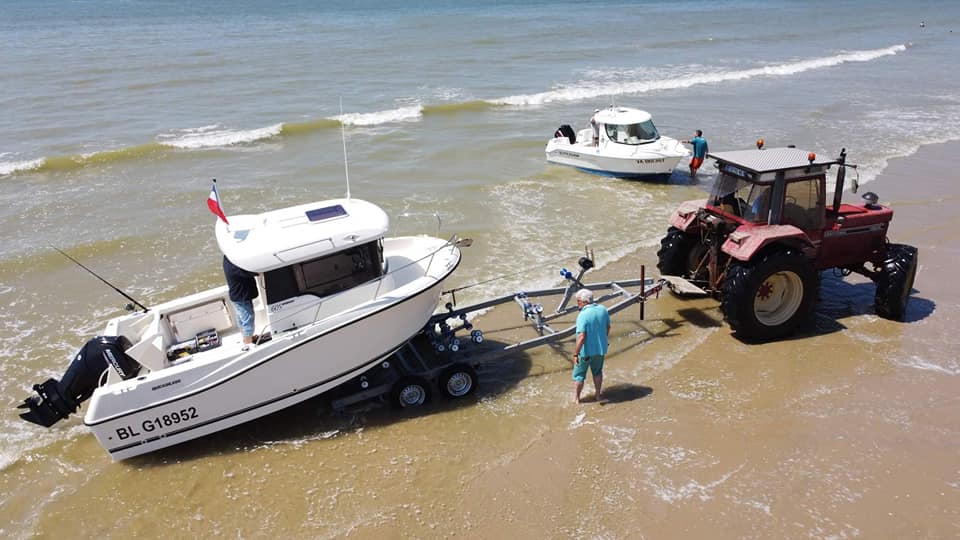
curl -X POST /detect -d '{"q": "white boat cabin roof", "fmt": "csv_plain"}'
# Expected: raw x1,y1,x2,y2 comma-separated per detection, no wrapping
216,198,389,272
594,106,653,126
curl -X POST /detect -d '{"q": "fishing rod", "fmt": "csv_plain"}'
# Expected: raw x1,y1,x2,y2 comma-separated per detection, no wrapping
50,245,149,313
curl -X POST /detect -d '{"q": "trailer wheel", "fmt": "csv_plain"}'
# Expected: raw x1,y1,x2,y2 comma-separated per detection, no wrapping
656,227,707,293
721,249,817,341
391,376,431,408
874,243,918,320
439,364,478,399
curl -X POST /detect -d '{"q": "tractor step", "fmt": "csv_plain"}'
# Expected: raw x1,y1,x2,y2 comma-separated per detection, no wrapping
661,275,709,296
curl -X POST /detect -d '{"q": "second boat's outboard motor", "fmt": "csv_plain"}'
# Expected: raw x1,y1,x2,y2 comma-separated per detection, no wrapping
555,124,576,144
18,335,138,428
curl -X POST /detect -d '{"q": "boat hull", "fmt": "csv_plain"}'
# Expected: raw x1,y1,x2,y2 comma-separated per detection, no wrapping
546,142,686,180
84,237,460,460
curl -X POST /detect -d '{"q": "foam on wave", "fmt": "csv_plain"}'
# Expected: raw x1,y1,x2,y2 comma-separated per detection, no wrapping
157,123,284,149
491,44,908,106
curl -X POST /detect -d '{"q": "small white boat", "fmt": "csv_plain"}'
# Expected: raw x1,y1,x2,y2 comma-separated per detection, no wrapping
545,106,689,180
19,198,461,460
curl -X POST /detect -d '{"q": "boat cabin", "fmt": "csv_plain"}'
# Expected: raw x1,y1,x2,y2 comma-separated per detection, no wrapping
594,106,661,145
217,198,389,331
99,199,391,381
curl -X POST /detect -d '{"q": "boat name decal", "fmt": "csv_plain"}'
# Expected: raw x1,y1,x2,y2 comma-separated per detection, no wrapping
269,299,296,313
114,406,199,440
555,150,581,158
151,378,181,391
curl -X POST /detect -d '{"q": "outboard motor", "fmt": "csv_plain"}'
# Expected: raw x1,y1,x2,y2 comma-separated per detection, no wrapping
555,124,576,144
18,335,138,428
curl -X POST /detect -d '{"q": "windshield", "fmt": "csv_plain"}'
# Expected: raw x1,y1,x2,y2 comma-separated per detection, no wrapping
709,173,772,223
605,120,660,145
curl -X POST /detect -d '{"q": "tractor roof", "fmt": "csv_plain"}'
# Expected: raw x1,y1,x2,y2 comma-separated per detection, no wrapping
708,147,840,175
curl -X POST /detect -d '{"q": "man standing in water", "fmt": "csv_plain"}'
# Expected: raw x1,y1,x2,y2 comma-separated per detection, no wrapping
684,129,709,177
223,255,259,351
571,289,611,403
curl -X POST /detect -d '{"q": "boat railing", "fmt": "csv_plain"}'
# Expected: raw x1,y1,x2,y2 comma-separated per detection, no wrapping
253,235,461,338
394,211,442,238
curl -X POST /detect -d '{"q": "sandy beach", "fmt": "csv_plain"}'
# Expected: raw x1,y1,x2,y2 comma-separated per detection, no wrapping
352,142,960,539
4,144,957,540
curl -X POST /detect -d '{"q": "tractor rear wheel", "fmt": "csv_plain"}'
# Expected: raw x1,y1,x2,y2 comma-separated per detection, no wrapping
874,243,918,320
721,249,817,341
657,228,707,292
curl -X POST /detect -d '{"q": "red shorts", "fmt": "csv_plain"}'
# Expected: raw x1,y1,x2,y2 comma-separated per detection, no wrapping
690,156,704,170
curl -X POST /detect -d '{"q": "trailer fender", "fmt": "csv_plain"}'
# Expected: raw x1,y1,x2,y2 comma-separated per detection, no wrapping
722,224,812,261
668,199,706,232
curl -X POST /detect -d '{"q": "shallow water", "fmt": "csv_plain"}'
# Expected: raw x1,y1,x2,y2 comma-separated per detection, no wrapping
2,1,959,538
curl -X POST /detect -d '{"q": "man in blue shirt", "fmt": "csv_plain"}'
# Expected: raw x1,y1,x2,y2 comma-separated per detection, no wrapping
572,289,611,403
684,129,709,177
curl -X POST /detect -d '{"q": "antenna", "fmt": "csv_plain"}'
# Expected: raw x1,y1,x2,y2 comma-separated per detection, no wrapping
340,97,351,200
51,246,149,312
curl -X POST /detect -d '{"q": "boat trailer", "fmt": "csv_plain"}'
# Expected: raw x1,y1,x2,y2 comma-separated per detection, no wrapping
330,254,704,411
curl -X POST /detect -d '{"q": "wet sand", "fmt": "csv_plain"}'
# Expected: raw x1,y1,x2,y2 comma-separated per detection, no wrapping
5,144,958,539
360,142,960,539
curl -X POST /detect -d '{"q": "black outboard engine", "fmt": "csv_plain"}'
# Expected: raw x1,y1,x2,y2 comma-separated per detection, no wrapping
555,124,576,144
18,335,138,428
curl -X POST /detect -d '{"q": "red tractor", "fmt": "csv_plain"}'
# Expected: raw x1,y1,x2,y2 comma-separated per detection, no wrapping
658,144,918,341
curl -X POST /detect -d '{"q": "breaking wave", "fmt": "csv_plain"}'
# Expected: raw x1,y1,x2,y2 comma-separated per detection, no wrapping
491,44,908,106
0,44,907,177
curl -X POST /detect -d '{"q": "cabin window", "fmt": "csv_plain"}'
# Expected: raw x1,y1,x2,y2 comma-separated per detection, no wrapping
709,173,774,223
263,240,384,304
605,120,659,144
782,179,824,229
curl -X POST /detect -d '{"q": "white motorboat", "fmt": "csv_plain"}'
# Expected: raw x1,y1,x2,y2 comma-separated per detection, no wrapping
19,198,461,460
545,106,689,180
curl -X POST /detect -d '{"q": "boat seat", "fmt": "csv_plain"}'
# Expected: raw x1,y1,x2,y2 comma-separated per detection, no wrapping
167,299,234,342
124,314,174,373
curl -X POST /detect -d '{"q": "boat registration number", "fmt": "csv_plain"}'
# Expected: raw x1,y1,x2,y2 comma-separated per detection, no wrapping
114,407,199,440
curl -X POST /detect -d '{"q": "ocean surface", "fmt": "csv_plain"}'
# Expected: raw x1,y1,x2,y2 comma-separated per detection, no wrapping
2,1,959,538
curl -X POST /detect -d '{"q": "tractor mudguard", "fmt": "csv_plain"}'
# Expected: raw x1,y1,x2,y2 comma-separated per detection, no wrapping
667,199,705,232
722,224,813,261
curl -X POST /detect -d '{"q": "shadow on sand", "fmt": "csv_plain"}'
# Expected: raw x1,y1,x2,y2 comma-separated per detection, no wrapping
728,272,935,344
596,383,653,405
129,337,534,466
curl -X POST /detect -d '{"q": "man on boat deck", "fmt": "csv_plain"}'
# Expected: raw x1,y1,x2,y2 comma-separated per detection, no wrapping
683,129,709,177
223,255,259,351
571,288,611,404
590,109,600,145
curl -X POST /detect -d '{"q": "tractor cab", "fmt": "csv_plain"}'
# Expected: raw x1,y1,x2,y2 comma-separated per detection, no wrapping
660,144,916,341
706,146,837,230
702,145,892,269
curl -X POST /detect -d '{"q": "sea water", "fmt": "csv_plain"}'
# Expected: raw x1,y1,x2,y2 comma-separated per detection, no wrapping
1,0,959,537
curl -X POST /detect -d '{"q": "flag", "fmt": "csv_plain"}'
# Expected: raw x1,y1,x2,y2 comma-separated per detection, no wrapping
207,179,229,225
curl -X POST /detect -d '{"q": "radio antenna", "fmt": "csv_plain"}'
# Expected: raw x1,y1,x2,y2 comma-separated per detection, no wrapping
51,246,149,313
340,97,351,200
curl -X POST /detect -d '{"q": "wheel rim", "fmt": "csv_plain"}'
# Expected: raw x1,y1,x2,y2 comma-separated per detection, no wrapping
754,270,804,326
445,372,473,397
398,384,426,406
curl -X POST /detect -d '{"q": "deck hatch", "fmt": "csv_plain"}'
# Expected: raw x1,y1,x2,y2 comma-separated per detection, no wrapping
306,205,348,222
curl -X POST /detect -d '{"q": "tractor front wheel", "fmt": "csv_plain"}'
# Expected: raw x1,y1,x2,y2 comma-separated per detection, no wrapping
721,250,817,341
874,243,918,320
